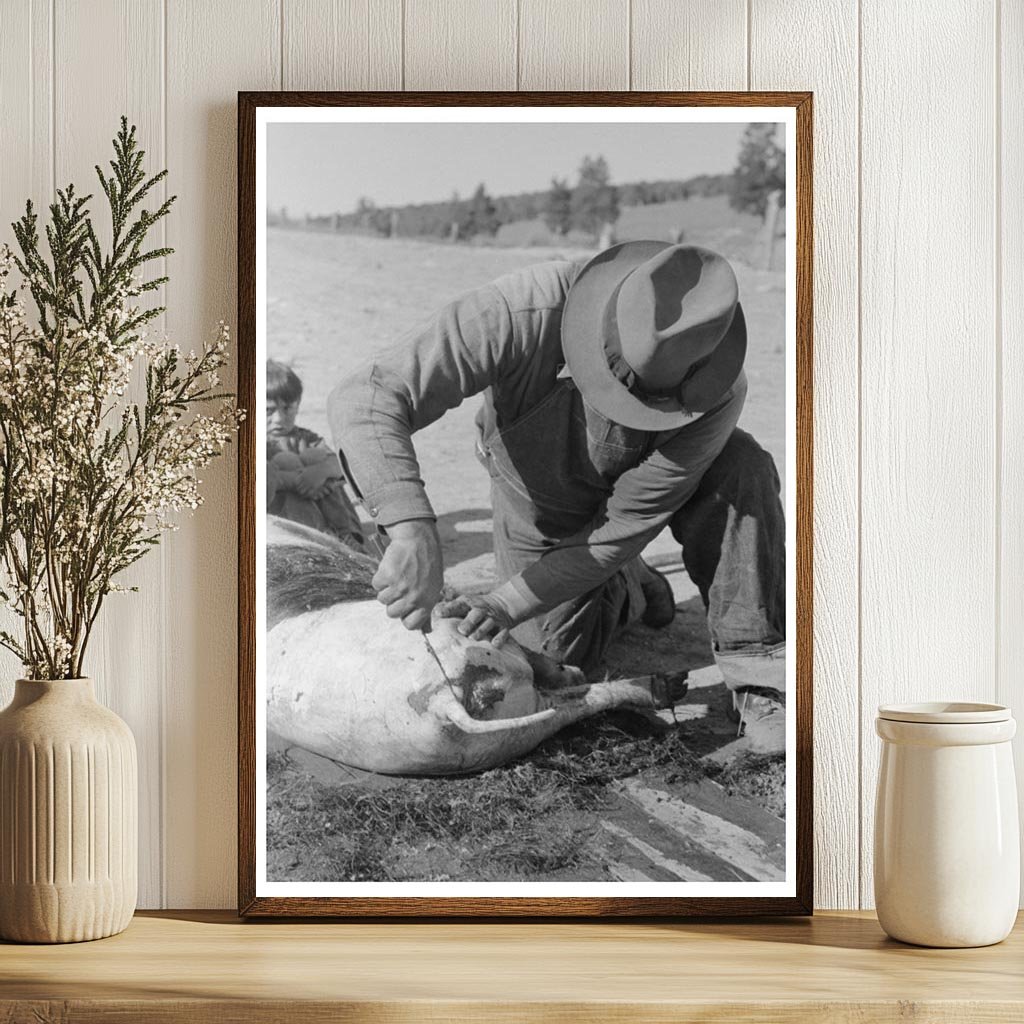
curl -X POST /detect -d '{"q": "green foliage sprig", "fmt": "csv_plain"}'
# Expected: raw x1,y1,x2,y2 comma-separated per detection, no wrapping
0,117,241,679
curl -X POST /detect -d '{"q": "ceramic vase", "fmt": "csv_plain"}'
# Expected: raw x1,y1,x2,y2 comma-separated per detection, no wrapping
874,702,1019,947
0,678,137,943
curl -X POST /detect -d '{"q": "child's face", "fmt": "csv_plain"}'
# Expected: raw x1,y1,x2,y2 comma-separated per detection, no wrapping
267,398,300,436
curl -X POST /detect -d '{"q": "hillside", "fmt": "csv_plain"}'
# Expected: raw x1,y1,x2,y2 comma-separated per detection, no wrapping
496,195,782,269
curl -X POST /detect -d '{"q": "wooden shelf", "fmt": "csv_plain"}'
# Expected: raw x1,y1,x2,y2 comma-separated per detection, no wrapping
2,910,1022,1022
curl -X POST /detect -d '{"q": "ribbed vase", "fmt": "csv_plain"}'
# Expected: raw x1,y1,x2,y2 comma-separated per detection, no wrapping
0,678,137,943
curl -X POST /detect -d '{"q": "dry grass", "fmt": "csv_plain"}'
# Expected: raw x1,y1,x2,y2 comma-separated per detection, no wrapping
267,715,785,882
716,752,786,818
267,712,717,883
267,751,598,882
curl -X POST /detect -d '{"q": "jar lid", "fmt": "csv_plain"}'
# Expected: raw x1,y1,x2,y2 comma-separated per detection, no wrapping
877,701,1011,724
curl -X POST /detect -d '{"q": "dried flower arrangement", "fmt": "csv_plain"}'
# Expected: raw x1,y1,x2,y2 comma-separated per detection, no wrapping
0,118,241,679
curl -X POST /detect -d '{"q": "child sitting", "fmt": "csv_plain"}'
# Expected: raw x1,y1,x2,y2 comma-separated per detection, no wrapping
266,359,364,551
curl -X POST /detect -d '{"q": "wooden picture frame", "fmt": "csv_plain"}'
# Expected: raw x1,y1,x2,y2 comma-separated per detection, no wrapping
238,91,813,917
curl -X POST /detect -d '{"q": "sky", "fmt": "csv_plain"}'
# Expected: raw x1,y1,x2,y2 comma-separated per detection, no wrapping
267,121,761,218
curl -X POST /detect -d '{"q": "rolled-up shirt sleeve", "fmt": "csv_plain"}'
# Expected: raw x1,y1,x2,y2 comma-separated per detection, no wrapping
327,282,518,528
490,372,748,622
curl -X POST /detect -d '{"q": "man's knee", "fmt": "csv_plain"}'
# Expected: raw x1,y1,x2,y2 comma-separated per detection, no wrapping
670,429,782,546
701,429,780,496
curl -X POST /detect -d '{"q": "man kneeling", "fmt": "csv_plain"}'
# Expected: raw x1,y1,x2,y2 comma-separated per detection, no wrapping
329,242,786,753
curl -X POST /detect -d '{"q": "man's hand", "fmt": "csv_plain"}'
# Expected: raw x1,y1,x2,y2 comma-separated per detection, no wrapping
371,519,444,632
436,593,516,646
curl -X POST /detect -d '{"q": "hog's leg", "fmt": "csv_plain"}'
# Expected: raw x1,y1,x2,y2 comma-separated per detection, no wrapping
442,668,690,737
437,664,693,767
546,670,690,713
518,647,687,711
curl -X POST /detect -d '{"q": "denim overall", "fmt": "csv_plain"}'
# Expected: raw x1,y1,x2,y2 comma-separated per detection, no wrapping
476,375,787,685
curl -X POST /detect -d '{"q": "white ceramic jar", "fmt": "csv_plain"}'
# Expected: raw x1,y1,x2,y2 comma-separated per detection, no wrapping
874,702,1019,947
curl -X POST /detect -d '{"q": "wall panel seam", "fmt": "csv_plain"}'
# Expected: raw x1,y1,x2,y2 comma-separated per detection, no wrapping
28,0,34,189
626,0,632,91
159,0,169,910
515,0,520,90
49,0,55,197
855,0,864,910
745,0,751,89
994,0,1004,706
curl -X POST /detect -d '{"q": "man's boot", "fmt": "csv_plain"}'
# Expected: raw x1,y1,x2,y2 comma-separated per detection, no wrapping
718,643,786,755
730,689,785,753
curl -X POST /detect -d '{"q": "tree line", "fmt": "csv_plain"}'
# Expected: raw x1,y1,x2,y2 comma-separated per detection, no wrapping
272,161,733,240
269,125,784,242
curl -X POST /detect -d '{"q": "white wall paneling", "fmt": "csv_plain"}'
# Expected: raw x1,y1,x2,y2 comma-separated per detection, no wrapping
404,0,517,90
1000,0,1024,899
858,0,999,908
0,0,52,257
0,2,53,692
750,0,860,909
518,0,629,90
0,0,1019,909
630,0,746,91
53,0,167,911
162,0,280,908
282,0,402,91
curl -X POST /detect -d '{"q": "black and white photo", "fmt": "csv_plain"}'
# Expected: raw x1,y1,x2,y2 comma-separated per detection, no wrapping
239,96,812,916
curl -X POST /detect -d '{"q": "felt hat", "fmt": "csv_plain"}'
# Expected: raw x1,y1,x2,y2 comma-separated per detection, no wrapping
562,241,747,430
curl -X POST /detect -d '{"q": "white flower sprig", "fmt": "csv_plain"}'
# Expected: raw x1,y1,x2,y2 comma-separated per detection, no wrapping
0,119,241,679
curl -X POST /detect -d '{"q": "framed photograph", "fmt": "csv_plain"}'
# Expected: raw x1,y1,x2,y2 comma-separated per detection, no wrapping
238,91,812,917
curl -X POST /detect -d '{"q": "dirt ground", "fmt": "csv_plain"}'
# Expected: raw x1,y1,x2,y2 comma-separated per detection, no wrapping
265,220,787,883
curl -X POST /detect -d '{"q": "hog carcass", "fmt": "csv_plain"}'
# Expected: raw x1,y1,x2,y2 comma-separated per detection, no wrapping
266,516,685,775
